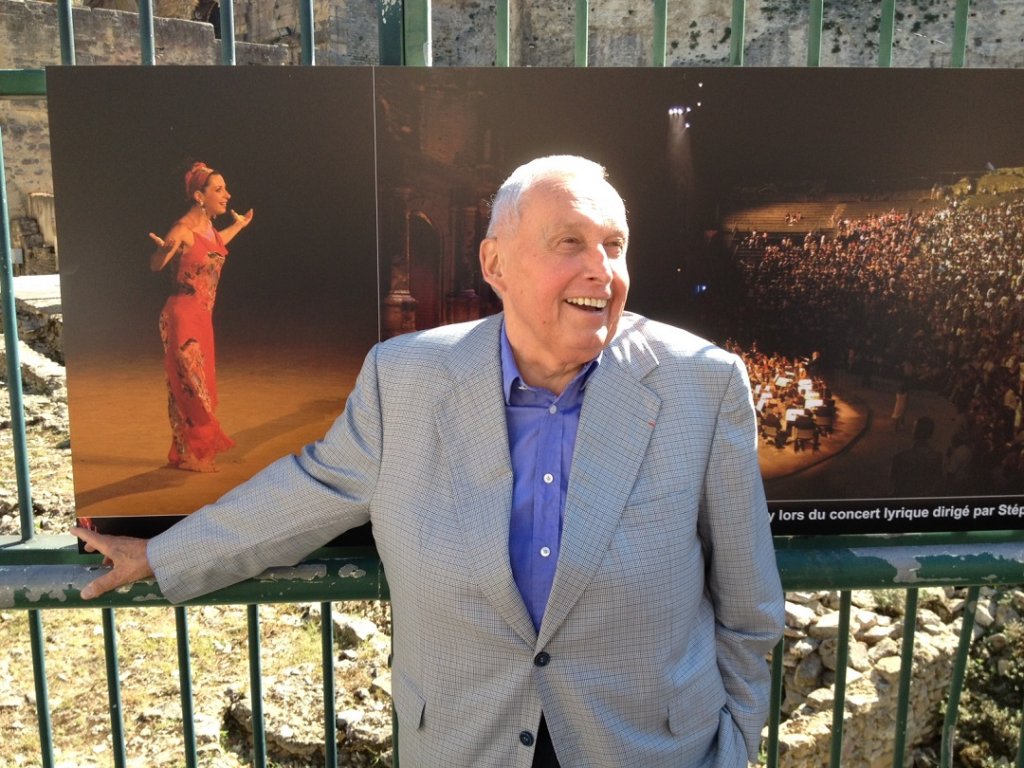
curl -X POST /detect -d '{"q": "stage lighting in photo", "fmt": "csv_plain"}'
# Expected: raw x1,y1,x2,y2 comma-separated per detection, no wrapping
667,105,695,189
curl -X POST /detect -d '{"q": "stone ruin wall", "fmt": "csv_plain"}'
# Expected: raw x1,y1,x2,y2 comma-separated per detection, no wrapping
777,588,964,767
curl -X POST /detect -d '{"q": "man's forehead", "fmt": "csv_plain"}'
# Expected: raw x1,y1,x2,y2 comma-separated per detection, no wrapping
525,178,628,232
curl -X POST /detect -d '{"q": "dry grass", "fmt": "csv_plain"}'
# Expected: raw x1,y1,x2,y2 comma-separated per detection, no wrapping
0,601,389,767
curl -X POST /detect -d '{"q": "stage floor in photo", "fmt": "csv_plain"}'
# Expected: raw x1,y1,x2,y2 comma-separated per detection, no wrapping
762,369,958,502
66,342,367,521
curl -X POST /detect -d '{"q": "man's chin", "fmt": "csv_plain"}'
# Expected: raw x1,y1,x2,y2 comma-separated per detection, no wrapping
569,331,613,361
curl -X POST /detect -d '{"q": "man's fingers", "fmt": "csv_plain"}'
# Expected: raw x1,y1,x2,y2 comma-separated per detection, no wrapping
72,526,105,555
80,569,123,600
71,528,154,600
80,553,152,600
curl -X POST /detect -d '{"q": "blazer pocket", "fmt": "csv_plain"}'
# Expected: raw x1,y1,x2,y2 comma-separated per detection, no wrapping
667,680,725,741
391,667,426,732
620,489,696,531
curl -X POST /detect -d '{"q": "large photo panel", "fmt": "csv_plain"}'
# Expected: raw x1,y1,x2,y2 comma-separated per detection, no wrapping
372,67,1024,535
48,66,1024,538
48,67,380,537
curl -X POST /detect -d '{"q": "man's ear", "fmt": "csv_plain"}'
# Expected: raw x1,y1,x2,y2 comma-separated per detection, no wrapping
479,237,504,295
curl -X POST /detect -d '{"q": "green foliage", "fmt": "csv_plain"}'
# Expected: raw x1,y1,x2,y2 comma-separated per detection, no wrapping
953,592,1024,767
871,588,907,617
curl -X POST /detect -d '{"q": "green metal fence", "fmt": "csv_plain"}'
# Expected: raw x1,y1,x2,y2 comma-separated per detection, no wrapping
2,1,1024,766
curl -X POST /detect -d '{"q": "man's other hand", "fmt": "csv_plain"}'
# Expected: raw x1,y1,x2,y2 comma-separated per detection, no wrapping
72,527,155,599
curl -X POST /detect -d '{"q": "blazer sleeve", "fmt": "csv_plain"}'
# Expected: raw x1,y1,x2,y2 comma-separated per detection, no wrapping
698,355,785,758
148,345,385,604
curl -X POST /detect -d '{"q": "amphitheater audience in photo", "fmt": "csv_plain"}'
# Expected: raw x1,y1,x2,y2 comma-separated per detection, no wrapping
725,196,1024,493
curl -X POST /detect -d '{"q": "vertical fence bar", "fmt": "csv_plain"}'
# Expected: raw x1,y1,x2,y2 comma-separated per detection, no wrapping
3,127,50,768
1017,714,1024,768
28,611,55,768
951,0,970,67
175,608,199,768
102,608,128,768
806,0,822,66
247,604,268,768
378,0,405,64
220,0,236,65
729,0,745,65
391,634,399,768
0,128,35,542
574,0,589,66
829,591,852,768
138,0,156,65
300,0,315,65
892,588,919,768
403,0,432,66
941,585,980,766
56,0,76,65
495,0,510,66
652,0,668,66
321,603,338,768
878,0,895,67
765,638,784,767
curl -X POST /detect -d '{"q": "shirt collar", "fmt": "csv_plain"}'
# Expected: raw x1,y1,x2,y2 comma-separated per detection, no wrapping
500,322,601,404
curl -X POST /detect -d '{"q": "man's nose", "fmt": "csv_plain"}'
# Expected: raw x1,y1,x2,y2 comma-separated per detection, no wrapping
583,245,613,279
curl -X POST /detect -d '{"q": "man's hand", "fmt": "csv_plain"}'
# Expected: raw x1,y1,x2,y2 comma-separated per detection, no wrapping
72,527,155,600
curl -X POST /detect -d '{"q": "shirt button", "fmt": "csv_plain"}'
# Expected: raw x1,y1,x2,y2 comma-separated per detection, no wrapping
534,651,550,666
539,546,551,558
548,404,557,414
543,473,554,484
520,730,535,747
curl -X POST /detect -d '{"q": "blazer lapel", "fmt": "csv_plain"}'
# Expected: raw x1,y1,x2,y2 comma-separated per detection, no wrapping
436,317,537,645
538,322,662,646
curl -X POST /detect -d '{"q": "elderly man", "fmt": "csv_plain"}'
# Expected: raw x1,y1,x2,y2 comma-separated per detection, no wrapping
75,155,784,768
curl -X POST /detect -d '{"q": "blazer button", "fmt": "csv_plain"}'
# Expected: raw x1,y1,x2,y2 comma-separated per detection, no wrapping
519,730,535,747
534,651,550,667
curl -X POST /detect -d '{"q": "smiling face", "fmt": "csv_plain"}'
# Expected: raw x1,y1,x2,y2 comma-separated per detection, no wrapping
194,173,231,217
480,175,630,393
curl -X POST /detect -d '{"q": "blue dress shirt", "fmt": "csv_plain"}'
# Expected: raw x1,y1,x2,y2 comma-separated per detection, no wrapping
501,327,598,631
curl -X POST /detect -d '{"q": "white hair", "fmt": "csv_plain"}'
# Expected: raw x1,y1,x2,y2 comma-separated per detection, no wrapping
486,155,616,238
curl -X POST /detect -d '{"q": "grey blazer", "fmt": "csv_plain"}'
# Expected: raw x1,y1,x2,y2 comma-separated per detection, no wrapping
149,312,784,768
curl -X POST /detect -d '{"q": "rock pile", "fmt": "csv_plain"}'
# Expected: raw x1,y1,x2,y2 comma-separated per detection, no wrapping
775,587,989,767
227,587,992,767
0,335,73,537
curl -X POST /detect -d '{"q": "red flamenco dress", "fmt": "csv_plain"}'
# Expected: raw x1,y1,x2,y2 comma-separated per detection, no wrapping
159,229,235,471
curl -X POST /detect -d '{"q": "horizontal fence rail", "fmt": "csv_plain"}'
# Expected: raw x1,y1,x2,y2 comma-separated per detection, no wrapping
2,535,1023,609
0,539,390,608
2,0,1023,766
2,535,1024,767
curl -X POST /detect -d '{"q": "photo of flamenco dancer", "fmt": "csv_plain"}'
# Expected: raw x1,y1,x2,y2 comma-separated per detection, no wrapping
48,66,379,537
150,161,254,473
